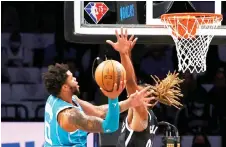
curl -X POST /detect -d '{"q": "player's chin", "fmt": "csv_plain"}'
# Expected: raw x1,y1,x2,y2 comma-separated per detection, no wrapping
73,86,80,95
76,86,80,92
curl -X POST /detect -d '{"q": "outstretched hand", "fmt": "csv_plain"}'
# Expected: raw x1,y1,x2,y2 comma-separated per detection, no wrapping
128,86,158,108
106,28,138,54
100,81,126,99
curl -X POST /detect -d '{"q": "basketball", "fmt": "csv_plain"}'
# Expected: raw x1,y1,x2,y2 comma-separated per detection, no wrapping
95,60,126,92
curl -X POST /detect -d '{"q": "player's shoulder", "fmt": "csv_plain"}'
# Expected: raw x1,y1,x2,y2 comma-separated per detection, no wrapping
148,109,158,120
147,109,158,129
148,109,155,116
45,95,56,108
58,107,79,132
58,107,75,122
46,95,75,115
120,116,134,134
46,94,59,104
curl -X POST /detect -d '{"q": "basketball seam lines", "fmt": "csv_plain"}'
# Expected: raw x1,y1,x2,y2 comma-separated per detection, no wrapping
101,61,108,91
111,60,115,92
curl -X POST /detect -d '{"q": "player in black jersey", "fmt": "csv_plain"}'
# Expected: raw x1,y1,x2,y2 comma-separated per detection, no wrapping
117,109,158,147
106,28,159,147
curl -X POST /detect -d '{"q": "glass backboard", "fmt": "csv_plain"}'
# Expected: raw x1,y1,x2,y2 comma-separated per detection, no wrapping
64,0,226,44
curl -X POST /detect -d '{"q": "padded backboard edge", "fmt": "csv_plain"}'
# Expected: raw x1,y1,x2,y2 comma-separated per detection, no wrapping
63,1,173,44
64,1,226,45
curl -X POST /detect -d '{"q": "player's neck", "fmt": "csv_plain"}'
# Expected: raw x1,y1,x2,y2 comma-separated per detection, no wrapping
59,92,73,104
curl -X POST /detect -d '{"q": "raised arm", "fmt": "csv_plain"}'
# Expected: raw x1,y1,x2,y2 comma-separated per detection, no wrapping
106,28,149,120
106,28,138,87
120,53,138,91
120,49,149,121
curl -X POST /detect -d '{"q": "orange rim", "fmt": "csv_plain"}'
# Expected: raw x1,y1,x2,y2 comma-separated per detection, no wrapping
161,13,222,21
161,13,223,39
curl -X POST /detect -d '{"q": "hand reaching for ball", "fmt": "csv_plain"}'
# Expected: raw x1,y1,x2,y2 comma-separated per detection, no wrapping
95,60,126,99
128,86,158,108
100,81,126,99
106,28,138,54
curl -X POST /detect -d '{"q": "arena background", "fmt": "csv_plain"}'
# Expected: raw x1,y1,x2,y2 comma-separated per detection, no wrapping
1,1,226,147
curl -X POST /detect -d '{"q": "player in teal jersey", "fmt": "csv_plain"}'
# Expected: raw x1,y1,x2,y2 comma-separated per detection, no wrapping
42,63,154,147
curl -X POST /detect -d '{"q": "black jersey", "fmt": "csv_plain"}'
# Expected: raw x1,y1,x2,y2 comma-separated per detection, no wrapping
116,110,158,147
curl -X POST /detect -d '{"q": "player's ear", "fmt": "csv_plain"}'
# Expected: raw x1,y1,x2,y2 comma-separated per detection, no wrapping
62,84,69,91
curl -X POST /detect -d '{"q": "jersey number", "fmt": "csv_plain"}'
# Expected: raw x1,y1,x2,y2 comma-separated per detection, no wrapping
45,103,53,145
45,121,52,145
146,139,152,147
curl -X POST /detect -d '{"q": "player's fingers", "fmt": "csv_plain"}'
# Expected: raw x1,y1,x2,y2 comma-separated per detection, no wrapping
129,35,134,41
145,103,156,107
144,91,152,98
142,98,150,103
115,29,120,39
129,91,135,98
120,27,124,38
120,80,126,90
122,80,126,89
113,83,118,91
130,90,138,98
145,101,158,107
118,81,123,91
106,40,115,47
144,85,152,91
143,97,156,102
131,37,138,47
125,29,128,39
144,89,154,96
140,85,151,94
153,101,158,106
135,90,140,97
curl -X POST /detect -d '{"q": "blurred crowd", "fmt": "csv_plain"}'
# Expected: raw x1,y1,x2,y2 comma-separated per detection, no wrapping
1,2,226,142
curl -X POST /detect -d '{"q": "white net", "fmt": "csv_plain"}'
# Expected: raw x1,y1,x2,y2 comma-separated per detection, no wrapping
161,13,222,73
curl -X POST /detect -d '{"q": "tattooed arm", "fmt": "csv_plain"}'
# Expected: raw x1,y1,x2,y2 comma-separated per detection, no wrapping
58,107,104,132
76,97,131,119
58,92,122,133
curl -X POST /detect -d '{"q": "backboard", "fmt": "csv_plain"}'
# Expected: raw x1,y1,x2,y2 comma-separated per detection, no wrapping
64,0,226,44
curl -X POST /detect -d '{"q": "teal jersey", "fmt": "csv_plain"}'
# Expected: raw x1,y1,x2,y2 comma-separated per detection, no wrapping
44,95,88,147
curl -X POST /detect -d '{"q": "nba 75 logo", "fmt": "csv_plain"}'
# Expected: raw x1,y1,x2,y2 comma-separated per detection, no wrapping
84,2,109,24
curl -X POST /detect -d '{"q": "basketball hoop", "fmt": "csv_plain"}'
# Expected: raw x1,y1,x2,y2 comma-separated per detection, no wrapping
161,13,223,73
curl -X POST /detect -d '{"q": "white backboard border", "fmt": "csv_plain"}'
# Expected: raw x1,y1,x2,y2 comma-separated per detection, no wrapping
74,0,226,36
64,1,226,44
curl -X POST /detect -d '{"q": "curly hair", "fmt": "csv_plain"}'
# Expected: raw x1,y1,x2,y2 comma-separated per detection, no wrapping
42,63,69,96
